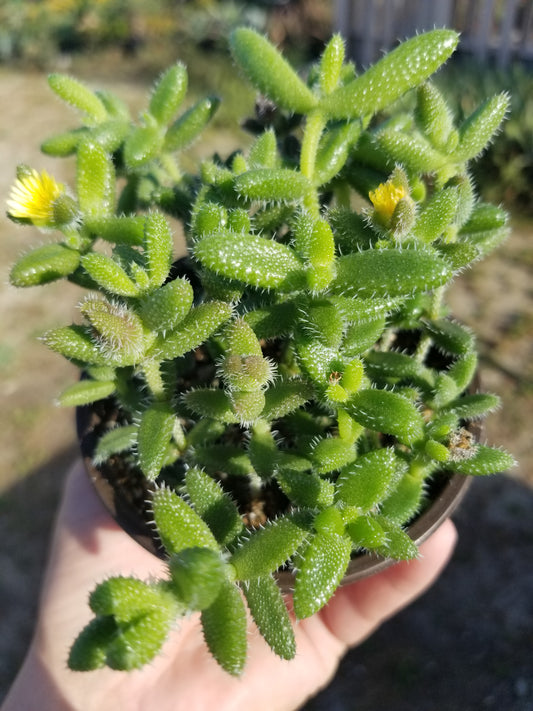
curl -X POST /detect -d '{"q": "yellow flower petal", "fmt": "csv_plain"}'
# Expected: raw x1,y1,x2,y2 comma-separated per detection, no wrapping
7,169,65,227
369,181,407,221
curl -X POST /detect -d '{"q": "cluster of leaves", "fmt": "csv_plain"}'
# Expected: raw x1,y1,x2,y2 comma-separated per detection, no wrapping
8,28,515,675
436,60,533,214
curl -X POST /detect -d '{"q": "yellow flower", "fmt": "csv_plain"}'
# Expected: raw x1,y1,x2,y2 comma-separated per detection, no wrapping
7,169,65,227
369,181,407,221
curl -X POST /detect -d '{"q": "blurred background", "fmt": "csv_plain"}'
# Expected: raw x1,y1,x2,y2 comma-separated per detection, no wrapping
0,1,532,708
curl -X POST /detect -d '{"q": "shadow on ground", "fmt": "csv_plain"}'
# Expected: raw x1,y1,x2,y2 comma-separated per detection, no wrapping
304,475,533,711
0,445,76,699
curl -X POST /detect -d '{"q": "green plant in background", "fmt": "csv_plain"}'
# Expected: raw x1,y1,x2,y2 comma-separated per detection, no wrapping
7,27,515,675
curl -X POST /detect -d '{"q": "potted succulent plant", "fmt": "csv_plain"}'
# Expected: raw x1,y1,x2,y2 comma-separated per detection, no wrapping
7,27,515,676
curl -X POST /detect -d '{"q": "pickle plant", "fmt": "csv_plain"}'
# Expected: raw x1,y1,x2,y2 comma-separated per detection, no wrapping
7,28,515,675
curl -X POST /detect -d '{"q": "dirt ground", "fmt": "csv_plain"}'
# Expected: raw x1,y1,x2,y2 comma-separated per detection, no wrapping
0,66,532,708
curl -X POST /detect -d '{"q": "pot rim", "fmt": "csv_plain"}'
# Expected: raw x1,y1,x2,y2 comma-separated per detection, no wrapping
78,402,473,589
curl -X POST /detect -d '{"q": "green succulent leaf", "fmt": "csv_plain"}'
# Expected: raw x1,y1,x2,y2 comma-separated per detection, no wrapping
42,325,106,365
415,81,454,150
230,515,309,580
444,392,500,420
249,129,278,169
230,28,317,114
164,97,220,152
311,437,356,474
139,277,194,332
81,253,140,296
244,575,296,660
76,141,115,219
423,318,475,355
314,121,362,186
453,93,509,162
56,379,115,407
184,389,239,424
169,547,226,610
262,379,314,420
374,516,419,560
124,125,164,170
346,515,387,550
379,473,426,524
347,388,425,445
201,581,247,676
89,216,146,246
48,73,108,122
234,169,311,204
143,212,173,288
89,577,172,621
412,187,459,244
150,301,233,361
194,231,304,290
293,531,351,618
322,30,458,119
335,448,405,510
68,617,117,671
94,424,137,464
105,608,175,670
185,467,244,546
137,401,176,481
276,469,333,508
151,486,219,555
10,243,80,287
148,63,188,125
446,445,515,475
333,247,452,299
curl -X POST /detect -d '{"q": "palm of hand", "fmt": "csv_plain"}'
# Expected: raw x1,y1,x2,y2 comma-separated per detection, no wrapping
9,461,456,711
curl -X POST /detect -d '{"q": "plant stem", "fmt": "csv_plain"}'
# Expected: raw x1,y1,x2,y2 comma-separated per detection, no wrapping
143,359,166,400
300,110,325,183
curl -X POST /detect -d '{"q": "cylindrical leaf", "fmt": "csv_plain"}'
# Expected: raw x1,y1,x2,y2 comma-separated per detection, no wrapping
43,325,105,365
151,487,219,554
453,93,509,162
77,141,115,219
139,277,194,332
201,581,247,676
333,248,452,298
347,388,425,444
124,125,164,169
293,531,351,618
234,168,311,204
230,28,317,114
194,231,303,290
143,212,173,288
230,515,309,580
335,448,404,510
56,379,115,407
10,243,80,287
81,253,140,296
185,467,243,546
150,301,233,361
164,97,220,152
244,576,296,660
48,73,108,122
137,401,176,481
149,63,188,125
322,30,458,119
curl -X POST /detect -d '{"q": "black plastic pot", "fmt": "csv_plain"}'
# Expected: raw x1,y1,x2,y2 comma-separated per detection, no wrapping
77,403,476,589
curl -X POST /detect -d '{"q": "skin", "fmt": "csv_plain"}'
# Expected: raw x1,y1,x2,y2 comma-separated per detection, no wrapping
1,460,457,711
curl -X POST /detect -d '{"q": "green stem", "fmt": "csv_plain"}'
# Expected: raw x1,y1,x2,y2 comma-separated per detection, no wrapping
415,286,446,363
300,110,325,182
143,359,166,400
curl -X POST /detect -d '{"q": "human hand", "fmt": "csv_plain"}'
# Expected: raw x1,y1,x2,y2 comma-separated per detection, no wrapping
2,460,457,711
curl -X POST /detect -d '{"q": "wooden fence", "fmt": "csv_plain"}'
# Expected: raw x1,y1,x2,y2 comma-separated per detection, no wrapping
334,0,533,66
